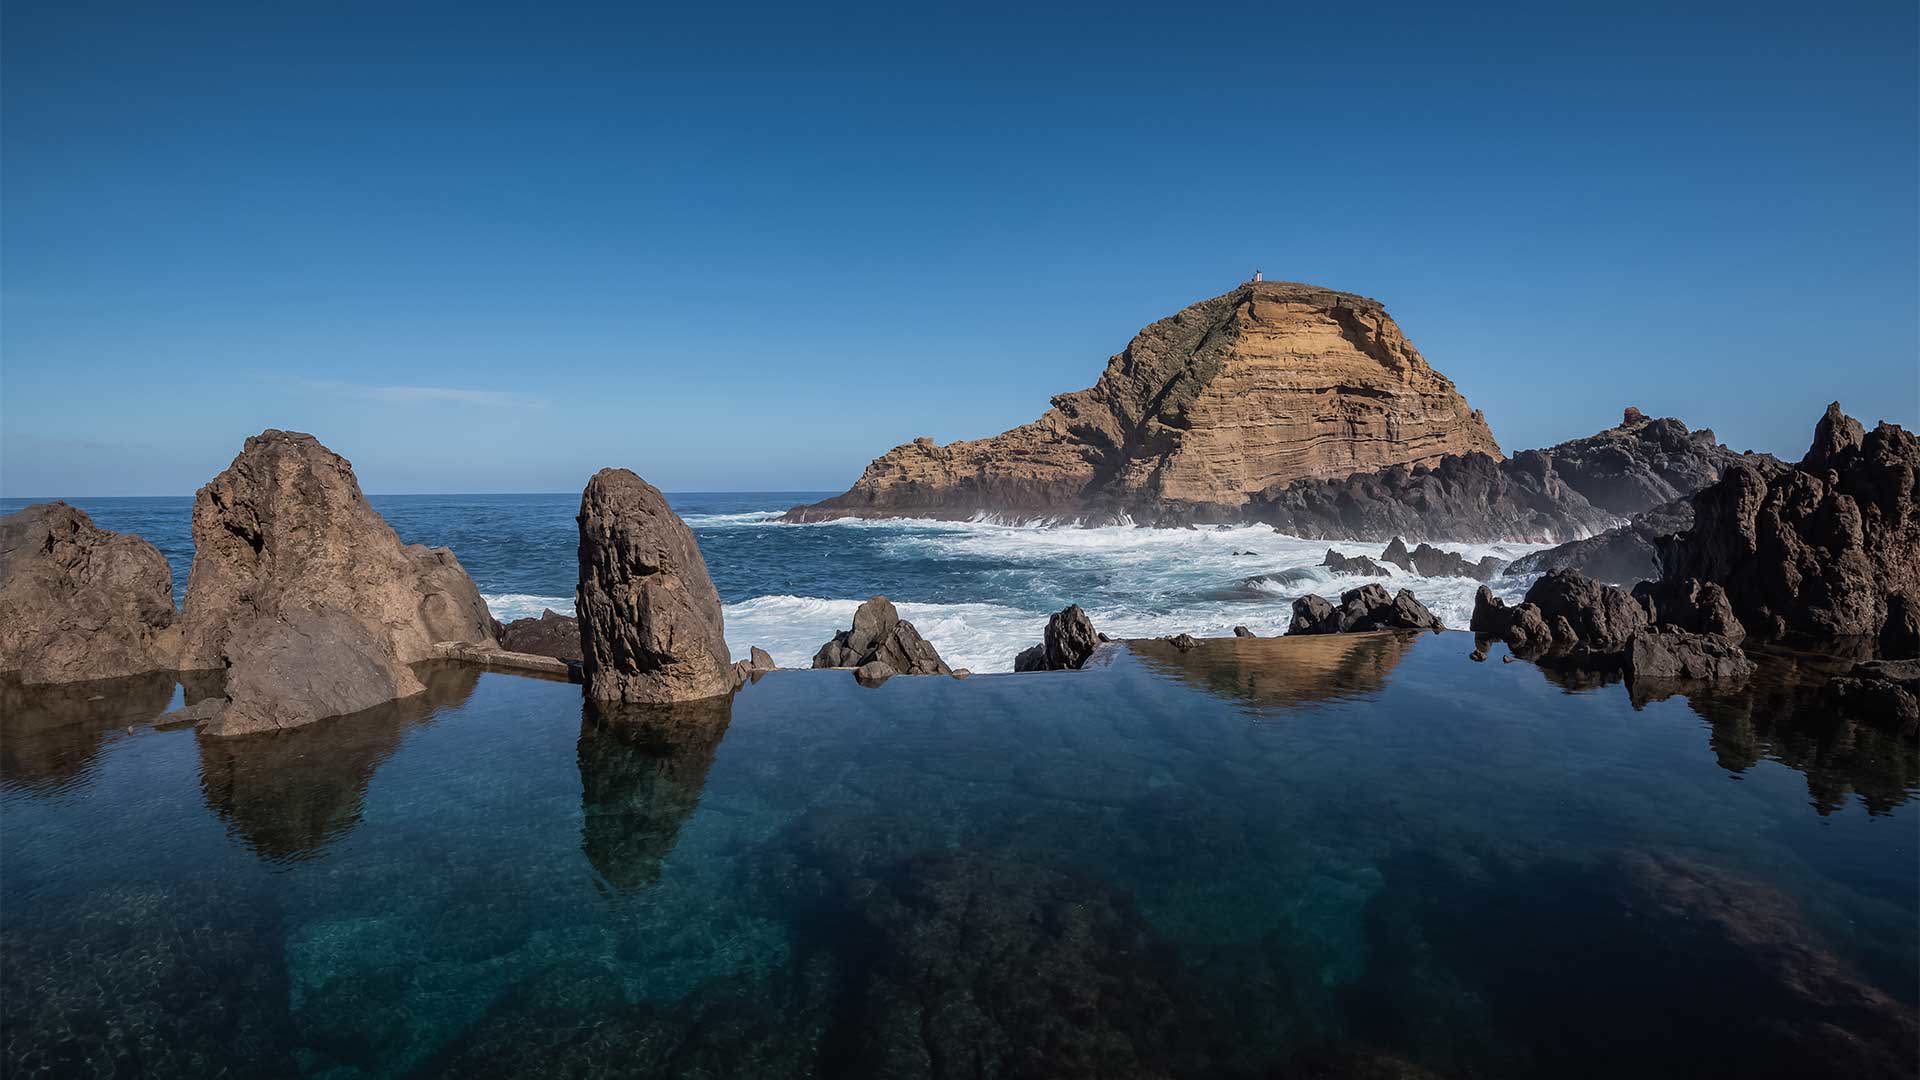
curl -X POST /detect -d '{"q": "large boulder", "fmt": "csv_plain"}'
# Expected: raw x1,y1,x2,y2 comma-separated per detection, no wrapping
1624,627,1755,684
1013,604,1101,672
577,468,735,704
178,431,496,733
1288,584,1442,635
0,502,182,683
1322,549,1389,576
1657,404,1918,651
812,596,951,675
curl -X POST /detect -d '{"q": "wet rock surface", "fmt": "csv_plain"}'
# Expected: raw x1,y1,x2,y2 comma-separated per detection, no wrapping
812,596,952,675
1323,549,1390,576
1013,604,1102,671
0,502,182,683
1289,584,1443,634
576,468,735,704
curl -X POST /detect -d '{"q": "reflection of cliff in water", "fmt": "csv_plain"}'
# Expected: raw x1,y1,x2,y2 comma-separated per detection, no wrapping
578,695,733,892
1127,632,1416,714
0,671,179,796
197,662,481,861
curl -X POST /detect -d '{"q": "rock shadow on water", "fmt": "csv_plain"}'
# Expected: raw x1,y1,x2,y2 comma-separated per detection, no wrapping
192,661,481,862
0,670,180,796
578,692,734,892
1343,847,1918,1079
1126,631,1417,716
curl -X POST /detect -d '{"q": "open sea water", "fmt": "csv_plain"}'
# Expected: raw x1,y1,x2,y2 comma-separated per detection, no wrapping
0,492,1545,671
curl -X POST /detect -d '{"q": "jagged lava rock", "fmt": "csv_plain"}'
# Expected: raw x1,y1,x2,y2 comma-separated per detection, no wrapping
1288,584,1442,634
1657,403,1919,650
0,502,182,683
1013,604,1101,671
180,431,496,733
1525,568,1649,654
497,608,583,662
1625,627,1754,684
1322,549,1389,576
788,280,1500,524
577,468,735,704
812,596,951,675
1823,660,1919,730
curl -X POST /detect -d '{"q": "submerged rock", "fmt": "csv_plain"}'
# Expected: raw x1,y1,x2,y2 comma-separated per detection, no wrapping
180,430,496,734
1823,659,1919,730
0,502,182,683
577,468,735,704
1013,604,1101,672
1288,584,1442,635
812,596,952,675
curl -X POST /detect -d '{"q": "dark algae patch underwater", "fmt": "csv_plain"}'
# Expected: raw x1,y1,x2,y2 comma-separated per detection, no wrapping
2,633,1915,1078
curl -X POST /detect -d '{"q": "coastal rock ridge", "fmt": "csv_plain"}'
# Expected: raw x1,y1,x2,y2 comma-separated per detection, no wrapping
787,280,1500,525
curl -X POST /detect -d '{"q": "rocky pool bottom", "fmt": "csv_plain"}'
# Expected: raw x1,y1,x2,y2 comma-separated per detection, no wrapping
3,632,1916,1079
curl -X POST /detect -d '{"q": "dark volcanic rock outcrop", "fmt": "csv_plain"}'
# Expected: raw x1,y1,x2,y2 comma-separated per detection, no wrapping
1378,537,1504,580
1256,409,1769,543
497,608,583,662
0,502,182,683
1655,403,1919,651
577,469,735,704
180,431,497,734
1288,584,1442,635
812,596,952,676
1013,604,1101,672
1473,570,1753,691
788,280,1500,525
1322,549,1389,576
1823,660,1919,730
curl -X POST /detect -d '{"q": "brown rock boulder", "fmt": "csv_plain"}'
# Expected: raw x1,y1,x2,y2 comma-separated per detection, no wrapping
577,468,735,704
1524,569,1649,655
812,596,952,675
1657,404,1919,650
178,431,497,733
787,280,1500,524
0,502,183,683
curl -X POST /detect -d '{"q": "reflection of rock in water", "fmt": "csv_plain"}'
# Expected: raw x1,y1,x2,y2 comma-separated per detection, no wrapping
196,662,480,861
1347,848,1918,1079
1494,645,1917,815
1682,649,1919,815
578,694,733,891
0,670,179,795
1129,632,1415,713
0,877,297,1077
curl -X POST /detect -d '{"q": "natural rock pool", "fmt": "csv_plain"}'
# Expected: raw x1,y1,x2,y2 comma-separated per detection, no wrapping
3,632,1915,1078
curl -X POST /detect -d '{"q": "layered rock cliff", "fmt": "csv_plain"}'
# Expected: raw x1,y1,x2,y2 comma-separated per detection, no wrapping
787,281,1501,524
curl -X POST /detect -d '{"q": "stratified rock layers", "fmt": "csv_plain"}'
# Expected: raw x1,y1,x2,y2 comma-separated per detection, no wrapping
790,281,1500,523
577,468,735,704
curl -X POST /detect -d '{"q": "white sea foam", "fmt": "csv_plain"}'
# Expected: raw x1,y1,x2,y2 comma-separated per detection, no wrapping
483,593,576,622
485,517,1549,674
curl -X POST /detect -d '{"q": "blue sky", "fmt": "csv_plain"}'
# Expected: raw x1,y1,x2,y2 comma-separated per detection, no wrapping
4,1,1915,496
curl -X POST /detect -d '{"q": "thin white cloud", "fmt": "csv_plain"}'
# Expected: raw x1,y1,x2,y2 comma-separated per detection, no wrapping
276,377,546,408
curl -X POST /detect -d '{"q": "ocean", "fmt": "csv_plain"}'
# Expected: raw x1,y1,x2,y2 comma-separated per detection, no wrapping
0,492,1546,671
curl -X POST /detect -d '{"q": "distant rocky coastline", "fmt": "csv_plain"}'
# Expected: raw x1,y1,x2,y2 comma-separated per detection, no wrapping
786,278,1771,544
